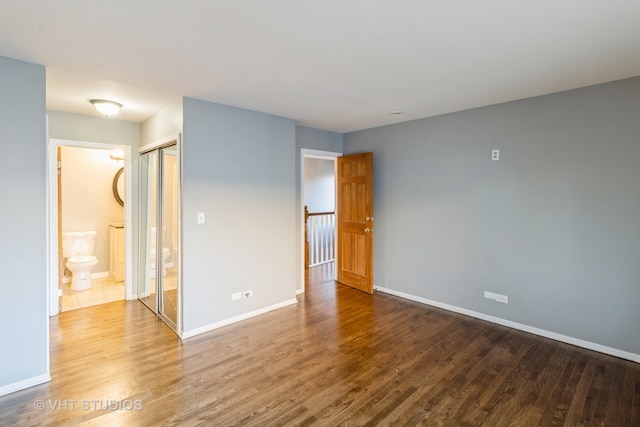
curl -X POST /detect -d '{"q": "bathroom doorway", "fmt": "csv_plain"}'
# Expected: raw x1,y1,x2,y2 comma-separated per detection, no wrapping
138,135,181,334
47,139,134,316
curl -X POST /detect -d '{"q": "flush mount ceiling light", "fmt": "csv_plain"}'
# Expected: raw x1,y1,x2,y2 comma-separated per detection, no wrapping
90,99,123,116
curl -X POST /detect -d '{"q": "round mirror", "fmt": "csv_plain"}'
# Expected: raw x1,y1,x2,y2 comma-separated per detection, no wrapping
112,167,124,206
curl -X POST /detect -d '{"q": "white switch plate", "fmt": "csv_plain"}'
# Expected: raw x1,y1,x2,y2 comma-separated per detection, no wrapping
492,149,500,161
485,291,508,304
197,212,205,224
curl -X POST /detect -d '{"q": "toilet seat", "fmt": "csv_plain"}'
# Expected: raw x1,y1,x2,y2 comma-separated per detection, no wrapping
67,255,97,266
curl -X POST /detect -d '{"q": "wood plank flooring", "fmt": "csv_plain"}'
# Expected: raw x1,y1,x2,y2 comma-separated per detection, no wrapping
1,262,638,426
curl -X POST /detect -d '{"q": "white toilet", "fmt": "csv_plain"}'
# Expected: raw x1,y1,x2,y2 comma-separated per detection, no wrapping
62,231,98,291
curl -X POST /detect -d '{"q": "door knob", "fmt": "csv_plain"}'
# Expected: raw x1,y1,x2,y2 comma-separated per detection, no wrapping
364,227,372,233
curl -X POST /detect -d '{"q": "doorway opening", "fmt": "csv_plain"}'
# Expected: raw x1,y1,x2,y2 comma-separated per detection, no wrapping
300,149,341,293
47,139,134,317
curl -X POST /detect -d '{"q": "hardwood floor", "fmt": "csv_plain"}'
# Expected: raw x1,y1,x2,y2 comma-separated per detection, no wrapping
138,268,178,322
1,262,638,426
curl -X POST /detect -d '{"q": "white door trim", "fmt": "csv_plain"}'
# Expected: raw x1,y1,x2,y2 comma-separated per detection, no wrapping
47,138,134,317
299,148,342,293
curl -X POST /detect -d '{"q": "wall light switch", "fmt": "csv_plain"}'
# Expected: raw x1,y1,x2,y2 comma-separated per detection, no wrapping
492,149,500,161
197,212,205,224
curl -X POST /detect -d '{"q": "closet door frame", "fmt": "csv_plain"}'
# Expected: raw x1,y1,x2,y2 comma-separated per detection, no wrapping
138,134,182,335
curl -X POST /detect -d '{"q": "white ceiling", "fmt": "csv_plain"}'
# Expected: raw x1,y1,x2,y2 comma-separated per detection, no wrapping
1,1,639,133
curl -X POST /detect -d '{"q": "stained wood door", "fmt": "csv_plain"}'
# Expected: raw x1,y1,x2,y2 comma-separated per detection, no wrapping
337,152,374,294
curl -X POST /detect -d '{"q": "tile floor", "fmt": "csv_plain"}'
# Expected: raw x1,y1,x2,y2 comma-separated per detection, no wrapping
60,275,125,312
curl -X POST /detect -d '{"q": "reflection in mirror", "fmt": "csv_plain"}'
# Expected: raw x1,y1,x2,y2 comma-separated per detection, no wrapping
113,167,124,206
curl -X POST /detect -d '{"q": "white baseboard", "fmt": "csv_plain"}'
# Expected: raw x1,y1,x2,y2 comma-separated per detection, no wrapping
62,271,110,284
0,373,51,397
181,298,299,339
296,288,305,295
376,286,640,364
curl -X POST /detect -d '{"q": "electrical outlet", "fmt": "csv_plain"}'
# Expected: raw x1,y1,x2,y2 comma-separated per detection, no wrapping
491,149,500,161
197,212,205,224
232,292,242,301
243,290,253,298
485,291,508,304
494,294,509,304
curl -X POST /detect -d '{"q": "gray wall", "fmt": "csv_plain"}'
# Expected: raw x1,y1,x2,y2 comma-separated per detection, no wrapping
296,126,343,154
295,126,343,291
140,100,183,146
0,57,47,391
182,98,297,333
344,77,640,355
48,111,140,146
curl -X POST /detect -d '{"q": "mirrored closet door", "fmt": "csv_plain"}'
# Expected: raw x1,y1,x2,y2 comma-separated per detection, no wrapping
139,137,180,333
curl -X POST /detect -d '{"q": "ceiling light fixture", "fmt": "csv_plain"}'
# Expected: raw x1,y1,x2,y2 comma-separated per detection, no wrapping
90,99,123,116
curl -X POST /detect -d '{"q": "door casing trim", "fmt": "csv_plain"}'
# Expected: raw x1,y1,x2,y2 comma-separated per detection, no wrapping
47,138,134,319
299,148,342,293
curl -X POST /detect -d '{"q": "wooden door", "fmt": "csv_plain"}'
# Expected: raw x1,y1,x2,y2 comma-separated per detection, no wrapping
337,152,374,294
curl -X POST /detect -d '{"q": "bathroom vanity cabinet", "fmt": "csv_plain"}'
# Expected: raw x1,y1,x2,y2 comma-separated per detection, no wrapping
109,223,125,282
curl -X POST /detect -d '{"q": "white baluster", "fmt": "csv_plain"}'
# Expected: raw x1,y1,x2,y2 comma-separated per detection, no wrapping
308,217,312,266
313,216,319,265
329,214,334,261
307,212,337,266
322,214,327,265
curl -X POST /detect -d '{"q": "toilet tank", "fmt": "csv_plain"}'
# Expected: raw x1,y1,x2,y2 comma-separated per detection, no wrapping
62,231,97,257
